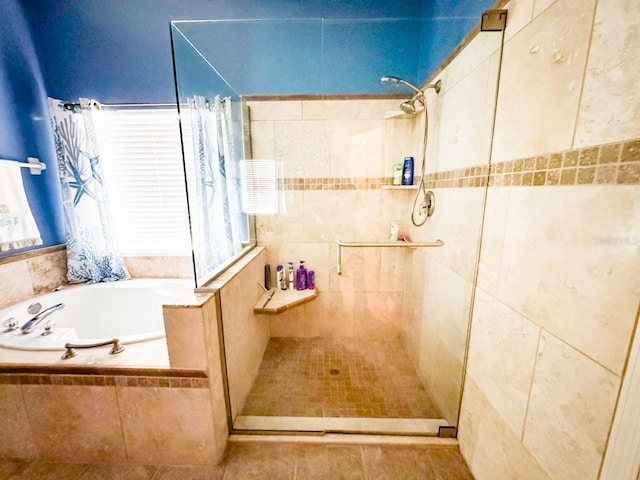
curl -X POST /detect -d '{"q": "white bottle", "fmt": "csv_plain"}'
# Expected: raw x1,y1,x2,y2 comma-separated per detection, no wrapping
390,221,399,241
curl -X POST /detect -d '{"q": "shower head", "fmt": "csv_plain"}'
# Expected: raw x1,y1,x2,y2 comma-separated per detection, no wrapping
400,93,425,115
381,75,441,115
380,76,423,95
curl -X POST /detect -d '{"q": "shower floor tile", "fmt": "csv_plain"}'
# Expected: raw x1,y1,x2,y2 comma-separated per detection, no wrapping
241,337,441,419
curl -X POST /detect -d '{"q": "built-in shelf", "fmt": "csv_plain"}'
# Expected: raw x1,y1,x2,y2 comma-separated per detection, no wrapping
254,288,318,314
383,110,414,120
381,185,419,190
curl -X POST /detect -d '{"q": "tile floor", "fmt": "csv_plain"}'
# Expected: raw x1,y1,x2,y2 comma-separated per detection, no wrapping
0,442,474,479
242,338,440,418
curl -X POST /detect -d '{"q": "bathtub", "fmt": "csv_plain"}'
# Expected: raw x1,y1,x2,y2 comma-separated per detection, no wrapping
0,279,192,351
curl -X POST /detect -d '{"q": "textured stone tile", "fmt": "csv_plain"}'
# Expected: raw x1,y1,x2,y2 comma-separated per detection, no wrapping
79,463,157,480
10,461,89,480
152,465,225,480
458,378,551,480
496,186,640,374
117,386,218,465
466,289,540,437
0,385,36,459
574,0,640,146
492,0,596,162
523,333,621,480
296,445,365,480
22,385,125,463
223,443,297,480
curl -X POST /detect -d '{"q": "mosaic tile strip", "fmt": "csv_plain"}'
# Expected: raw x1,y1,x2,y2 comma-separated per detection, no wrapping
277,138,639,190
0,373,208,388
485,139,640,188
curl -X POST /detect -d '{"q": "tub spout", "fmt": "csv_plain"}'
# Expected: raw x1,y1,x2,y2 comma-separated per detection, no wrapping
20,303,65,334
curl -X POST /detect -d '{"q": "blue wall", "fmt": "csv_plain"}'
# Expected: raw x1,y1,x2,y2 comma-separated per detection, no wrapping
0,0,494,258
23,0,427,103
0,0,65,258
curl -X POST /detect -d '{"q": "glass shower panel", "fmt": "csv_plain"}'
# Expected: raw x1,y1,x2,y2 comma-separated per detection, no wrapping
171,24,253,287
171,16,505,436
322,19,422,94
175,20,324,96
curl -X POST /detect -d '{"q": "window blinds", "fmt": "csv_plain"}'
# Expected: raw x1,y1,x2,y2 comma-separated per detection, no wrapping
96,108,194,255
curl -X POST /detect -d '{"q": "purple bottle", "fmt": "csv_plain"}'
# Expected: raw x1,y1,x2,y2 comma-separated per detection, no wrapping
295,260,308,290
307,270,315,290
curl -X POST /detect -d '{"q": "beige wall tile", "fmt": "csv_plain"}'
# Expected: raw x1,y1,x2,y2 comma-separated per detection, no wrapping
419,323,464,424
248,121,275,159
504,0,535,41
256,190,305,244
354,292,402,340
117,386,218,465
354,190,384,240
26,250,67,295
358,99,409,120
379,247,408,293
329,245,381,293
495,186,640,374
124,256,192,279
163,306,207,369
383,119,415,177
302,100,359,121
466,288,540,438
303,190,358,243
0,385,36,459
221,250,270,419
273,243,329,291
22,385,126,462
532,0,556,17
305,291,356,338
247,100,302,121
410,187,486,283
274,120,329,178
523,333,621,480
0,260,34,308
459,378,551,480
476,187,511,296
430,52,499,172
574,0,640,147
492,0,596,162
420,260,472,357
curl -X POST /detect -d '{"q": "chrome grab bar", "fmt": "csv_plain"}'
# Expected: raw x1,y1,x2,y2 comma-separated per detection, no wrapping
61,338,125,360
336,239,445,275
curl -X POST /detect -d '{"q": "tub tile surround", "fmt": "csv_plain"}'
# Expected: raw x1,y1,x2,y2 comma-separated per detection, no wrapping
0,246,66,308
23,385,127,462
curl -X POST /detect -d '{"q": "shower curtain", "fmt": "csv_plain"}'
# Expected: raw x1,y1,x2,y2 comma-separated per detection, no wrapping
188,95,242,278
48,98,129,283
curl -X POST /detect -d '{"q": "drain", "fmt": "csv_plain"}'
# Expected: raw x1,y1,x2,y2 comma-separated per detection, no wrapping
330,368,340,375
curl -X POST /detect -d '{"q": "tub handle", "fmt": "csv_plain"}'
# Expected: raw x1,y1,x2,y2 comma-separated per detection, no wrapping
61,338,125,360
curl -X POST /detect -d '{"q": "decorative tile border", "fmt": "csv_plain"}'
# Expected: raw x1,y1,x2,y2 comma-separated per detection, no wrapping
277,138,639,191
0,366,209,388
485,139,640,188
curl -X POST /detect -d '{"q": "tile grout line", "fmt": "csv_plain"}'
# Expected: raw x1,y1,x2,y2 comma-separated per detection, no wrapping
520,327,543,444
570,0,599,150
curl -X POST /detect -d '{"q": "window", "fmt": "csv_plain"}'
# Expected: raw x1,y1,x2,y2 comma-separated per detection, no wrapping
96,108,193,256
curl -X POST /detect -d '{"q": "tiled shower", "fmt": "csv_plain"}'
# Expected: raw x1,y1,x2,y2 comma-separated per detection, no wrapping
0,0,638,478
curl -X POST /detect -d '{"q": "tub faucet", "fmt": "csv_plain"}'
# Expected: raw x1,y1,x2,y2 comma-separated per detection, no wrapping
20,303,65,334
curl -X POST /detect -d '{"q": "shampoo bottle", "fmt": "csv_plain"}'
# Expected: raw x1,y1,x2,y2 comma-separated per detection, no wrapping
296,261,308,290
277,265,286,290
287,262,295,290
